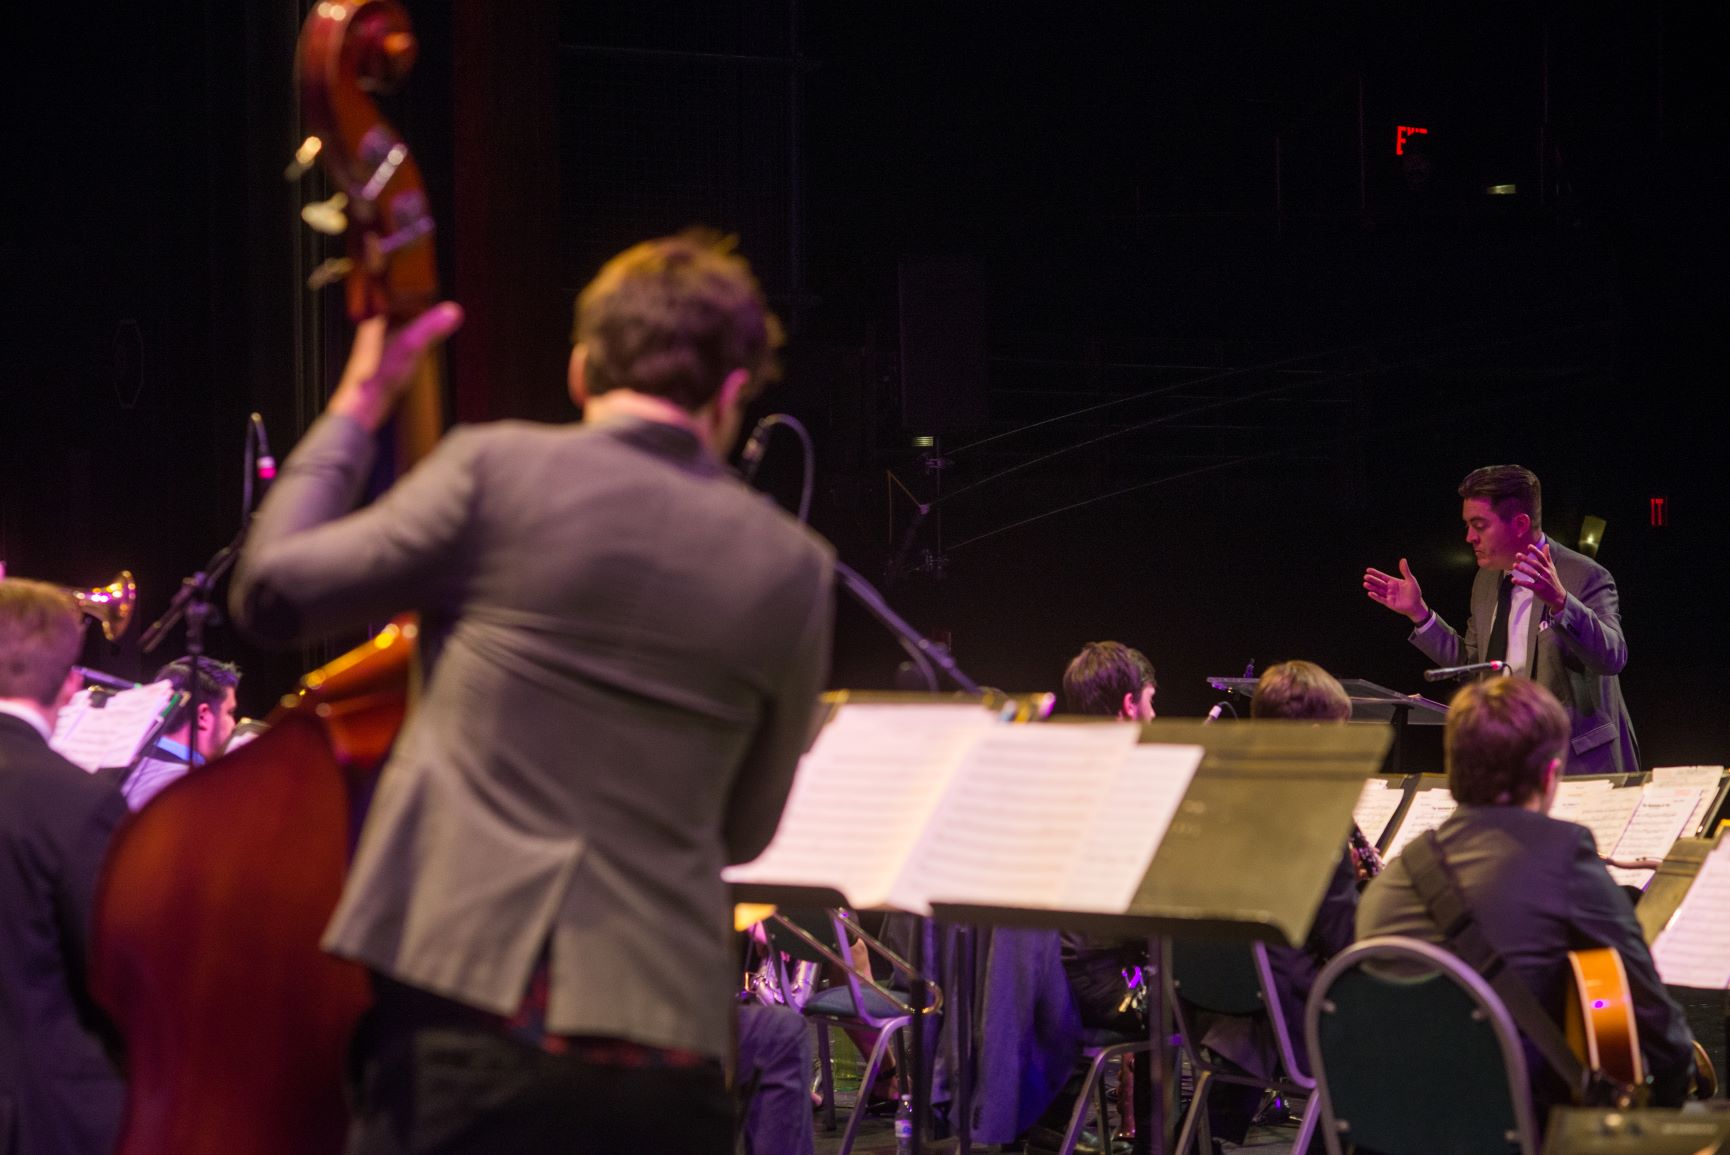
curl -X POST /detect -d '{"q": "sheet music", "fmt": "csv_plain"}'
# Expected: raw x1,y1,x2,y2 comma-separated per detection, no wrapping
1605,785,1705,888
1652,839,1730,989
1650,766,1725,837
50,681,178,773
723,703,994,906
1548,777,1614,824
1352,778,1406,846
890,723,1140,915
1383,788,1459,861
1567,786,1643,863
1058,743,1203,912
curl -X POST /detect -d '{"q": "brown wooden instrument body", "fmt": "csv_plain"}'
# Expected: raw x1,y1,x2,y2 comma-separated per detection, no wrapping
89,3,441,1151
90,716,372,1155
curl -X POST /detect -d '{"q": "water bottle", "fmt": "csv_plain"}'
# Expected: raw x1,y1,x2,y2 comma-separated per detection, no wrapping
894,1092,913,1153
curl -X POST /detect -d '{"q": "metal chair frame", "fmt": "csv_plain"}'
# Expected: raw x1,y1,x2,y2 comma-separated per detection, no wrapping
762,909,941,1155
1304,935,1540,1155
1169,940,1321,1155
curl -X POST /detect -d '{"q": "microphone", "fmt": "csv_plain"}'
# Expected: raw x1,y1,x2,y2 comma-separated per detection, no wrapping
1423,660,1506,682
250,412,277,493
1204,702,1226,724
739,416,774,485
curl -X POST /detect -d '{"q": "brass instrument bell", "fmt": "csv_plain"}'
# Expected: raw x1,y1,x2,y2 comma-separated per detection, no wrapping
67,570,138,641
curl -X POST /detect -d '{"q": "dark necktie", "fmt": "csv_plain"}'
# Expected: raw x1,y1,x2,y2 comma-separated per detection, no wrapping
1485,572,1514,663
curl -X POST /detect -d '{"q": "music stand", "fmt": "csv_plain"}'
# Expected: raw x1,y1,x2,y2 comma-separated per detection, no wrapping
1207,675,1447,776
935,719,1393,1154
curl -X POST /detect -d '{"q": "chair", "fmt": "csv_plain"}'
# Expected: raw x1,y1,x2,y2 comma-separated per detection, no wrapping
1046,1022,1161,1155
761,909,940,1155
1305,936,1539,1155
1168,938,1320,1155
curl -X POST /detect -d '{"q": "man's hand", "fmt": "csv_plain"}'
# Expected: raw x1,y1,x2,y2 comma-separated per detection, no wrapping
328,302,465,433
1513,541,1567,613
1363,558,1431,624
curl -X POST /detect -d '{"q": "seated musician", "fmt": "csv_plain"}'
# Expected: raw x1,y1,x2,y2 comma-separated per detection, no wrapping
230,232,834,1153
1357,677,1696,1113
121,654,242,809
1190,661,1359,1152
0,579,129,1155
1015,641,1160,1153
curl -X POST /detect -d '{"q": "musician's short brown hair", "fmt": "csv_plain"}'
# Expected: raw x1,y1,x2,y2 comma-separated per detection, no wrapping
1251,660,1351,722
1458,465,1542,531
1445,677,1569,806
0,579,83,706
1062,641,1156,717
574,229,784,412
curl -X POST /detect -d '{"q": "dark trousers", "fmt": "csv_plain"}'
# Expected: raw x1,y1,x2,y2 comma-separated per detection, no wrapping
347,988,733,1155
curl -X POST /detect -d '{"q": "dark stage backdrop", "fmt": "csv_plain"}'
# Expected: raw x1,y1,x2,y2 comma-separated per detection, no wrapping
2,0,1724,769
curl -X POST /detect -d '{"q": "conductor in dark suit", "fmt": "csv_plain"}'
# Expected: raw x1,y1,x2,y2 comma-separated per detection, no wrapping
1363,464,1638,775
232,232,834,1153
0,579,128,1155
1357,676,1694,1114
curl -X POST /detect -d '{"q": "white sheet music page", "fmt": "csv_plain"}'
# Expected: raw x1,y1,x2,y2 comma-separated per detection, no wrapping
50,682,177,773
1352,778,1405,846
1652,839,1730,990
1383,788,1459,861
723,703,993,907
889,722,1140,915
1650,766,1725,837
1059,742,1204,912
1605,785,1706,888
1548,777,1614,824
1568,786,1643,863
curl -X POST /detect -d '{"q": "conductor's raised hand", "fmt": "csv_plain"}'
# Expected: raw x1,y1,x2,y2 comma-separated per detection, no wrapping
329,302,465,433
1513,541,1566,613
1363,557,1431,624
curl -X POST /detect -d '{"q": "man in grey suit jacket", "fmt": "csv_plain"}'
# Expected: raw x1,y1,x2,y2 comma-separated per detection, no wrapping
232,232,834,1153
1363,464,1637,775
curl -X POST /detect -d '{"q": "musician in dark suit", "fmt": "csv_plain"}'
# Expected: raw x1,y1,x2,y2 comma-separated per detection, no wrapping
1190,661,1359,1154
1363,464,1638,775
1357,677,1694,1115
232,232,834,1153
0,579,128,1155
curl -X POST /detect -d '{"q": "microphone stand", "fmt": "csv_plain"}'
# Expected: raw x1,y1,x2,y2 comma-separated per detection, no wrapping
834,560,982,697
138,525,246,769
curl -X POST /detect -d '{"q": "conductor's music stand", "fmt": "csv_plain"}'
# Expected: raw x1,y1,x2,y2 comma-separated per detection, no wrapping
1206,675,1446,776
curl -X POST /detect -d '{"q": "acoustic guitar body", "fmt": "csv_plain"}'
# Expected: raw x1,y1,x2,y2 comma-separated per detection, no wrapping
1565,947,1644,1089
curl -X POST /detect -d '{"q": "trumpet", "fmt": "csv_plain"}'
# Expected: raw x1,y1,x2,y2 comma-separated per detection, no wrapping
64,570,138,642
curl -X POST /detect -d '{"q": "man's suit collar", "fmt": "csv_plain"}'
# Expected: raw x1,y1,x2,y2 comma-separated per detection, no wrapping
593,416,726,478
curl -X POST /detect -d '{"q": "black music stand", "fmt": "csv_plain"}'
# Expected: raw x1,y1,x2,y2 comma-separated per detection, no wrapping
934,719,1394,1155
1207,675,1446,776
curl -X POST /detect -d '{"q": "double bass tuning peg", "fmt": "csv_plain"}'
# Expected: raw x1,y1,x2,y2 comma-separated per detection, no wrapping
301,193,350,237
284,135,324,182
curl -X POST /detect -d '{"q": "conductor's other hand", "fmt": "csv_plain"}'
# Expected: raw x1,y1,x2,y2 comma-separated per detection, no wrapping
329,302,466,433
1363,558,1431,624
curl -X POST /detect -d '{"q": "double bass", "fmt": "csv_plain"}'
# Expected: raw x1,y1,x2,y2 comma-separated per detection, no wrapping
90,4,443,1152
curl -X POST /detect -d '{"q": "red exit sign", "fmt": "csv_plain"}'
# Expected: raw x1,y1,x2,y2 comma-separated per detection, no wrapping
1396,125,1429,156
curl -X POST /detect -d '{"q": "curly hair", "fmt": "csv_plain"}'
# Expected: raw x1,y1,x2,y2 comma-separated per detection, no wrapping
574,229,783,412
